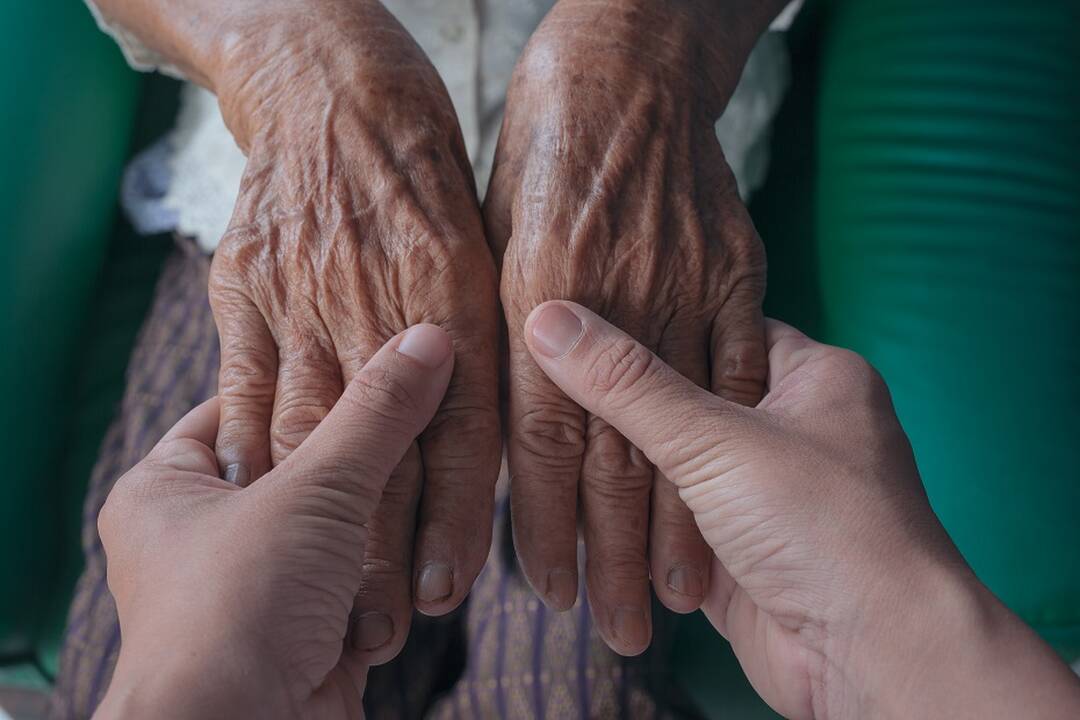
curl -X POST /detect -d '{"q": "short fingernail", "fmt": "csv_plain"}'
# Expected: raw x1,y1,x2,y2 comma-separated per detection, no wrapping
613,606,649,650
397,325,452,368
666,566,704,599
416,562,454,603
350,612,394,651
545,568,578,610
223,463,249,486
531,304,584,358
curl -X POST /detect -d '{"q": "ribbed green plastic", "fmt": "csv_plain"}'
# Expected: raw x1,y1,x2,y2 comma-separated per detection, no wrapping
816,0,1080,654
0,1,138,657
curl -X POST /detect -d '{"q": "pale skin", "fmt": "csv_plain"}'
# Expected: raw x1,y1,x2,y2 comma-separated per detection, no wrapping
90,0,790,657
95,314,1080,719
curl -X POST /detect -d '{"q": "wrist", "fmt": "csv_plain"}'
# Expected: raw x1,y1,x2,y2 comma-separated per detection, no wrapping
95,614,295,720
829,559,1080,720
833,562,994,719
212,0,442,152
519,0,754,118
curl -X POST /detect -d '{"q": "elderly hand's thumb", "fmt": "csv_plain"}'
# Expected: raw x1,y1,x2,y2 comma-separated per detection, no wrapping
524,301,745,481
272,324,454,525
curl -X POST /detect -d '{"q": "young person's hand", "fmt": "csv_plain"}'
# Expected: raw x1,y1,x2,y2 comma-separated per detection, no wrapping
94,325,455,720
524,301,1080,720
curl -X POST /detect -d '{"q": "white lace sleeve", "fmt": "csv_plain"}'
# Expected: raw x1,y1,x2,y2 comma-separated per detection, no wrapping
84,0,186,79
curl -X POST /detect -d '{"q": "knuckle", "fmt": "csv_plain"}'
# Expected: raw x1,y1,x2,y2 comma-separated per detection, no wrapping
586,339,661,397
359,552,413,585
348,370,424,430
218,352,276,397
97,482,131,542
156,437,218,470
583,472,652,505
207,261,252,304
716,339,768,403
272,398,333,444
425,402,500,441
422,407,501,474
824,349,885,395
513,405,586,463
589,546,650,585
584,428,652,491
280,331,338,371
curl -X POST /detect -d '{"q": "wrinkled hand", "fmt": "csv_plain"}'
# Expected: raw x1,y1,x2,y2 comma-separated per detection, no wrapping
95,326,456,720
207,2,500,662
485,0,767,653
523,302,1080,720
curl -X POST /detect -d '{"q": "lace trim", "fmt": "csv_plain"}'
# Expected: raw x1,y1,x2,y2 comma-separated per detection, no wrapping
83,0,186,79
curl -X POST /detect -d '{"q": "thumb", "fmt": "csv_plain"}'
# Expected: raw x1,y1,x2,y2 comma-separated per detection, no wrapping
273,324,454,525
523,301,747,481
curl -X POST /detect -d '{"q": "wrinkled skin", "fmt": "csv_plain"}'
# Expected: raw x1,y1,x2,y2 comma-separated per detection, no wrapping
485,1,768,654
207,2,501,664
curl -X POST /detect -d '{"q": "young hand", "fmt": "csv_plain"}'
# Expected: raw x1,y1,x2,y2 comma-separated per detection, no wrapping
94,325,455,720
523,301,1080,720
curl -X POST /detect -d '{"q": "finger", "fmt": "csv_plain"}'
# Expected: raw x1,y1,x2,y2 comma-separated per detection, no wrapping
523,301,739,483
650,333,713,614
276,324,454,528
506,329,586,611
413,326,501,615
336,329,423,661
348,443,421,664
269,327,343,466
580,415,652,656
709,276,768,407
149,398,223,476
160,397,221,447
211,290,277,486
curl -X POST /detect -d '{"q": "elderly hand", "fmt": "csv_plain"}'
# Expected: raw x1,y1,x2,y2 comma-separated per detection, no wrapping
206,1,500,662
484,0,768,653
94,326,455,720
523,301,1080,720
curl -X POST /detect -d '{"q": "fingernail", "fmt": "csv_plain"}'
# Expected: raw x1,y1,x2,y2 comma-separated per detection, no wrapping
223,463,249,486
666,566,704,599
350,612,394,651
545,568,578,610
397,325,452,368
613,606,649,649
531,304,584,358
416,562,454,603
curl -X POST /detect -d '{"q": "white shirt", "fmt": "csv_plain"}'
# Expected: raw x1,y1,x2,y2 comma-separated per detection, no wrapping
88,0,801,252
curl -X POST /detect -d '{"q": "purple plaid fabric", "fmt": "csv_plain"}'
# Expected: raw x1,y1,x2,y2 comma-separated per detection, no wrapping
48,239,700,720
